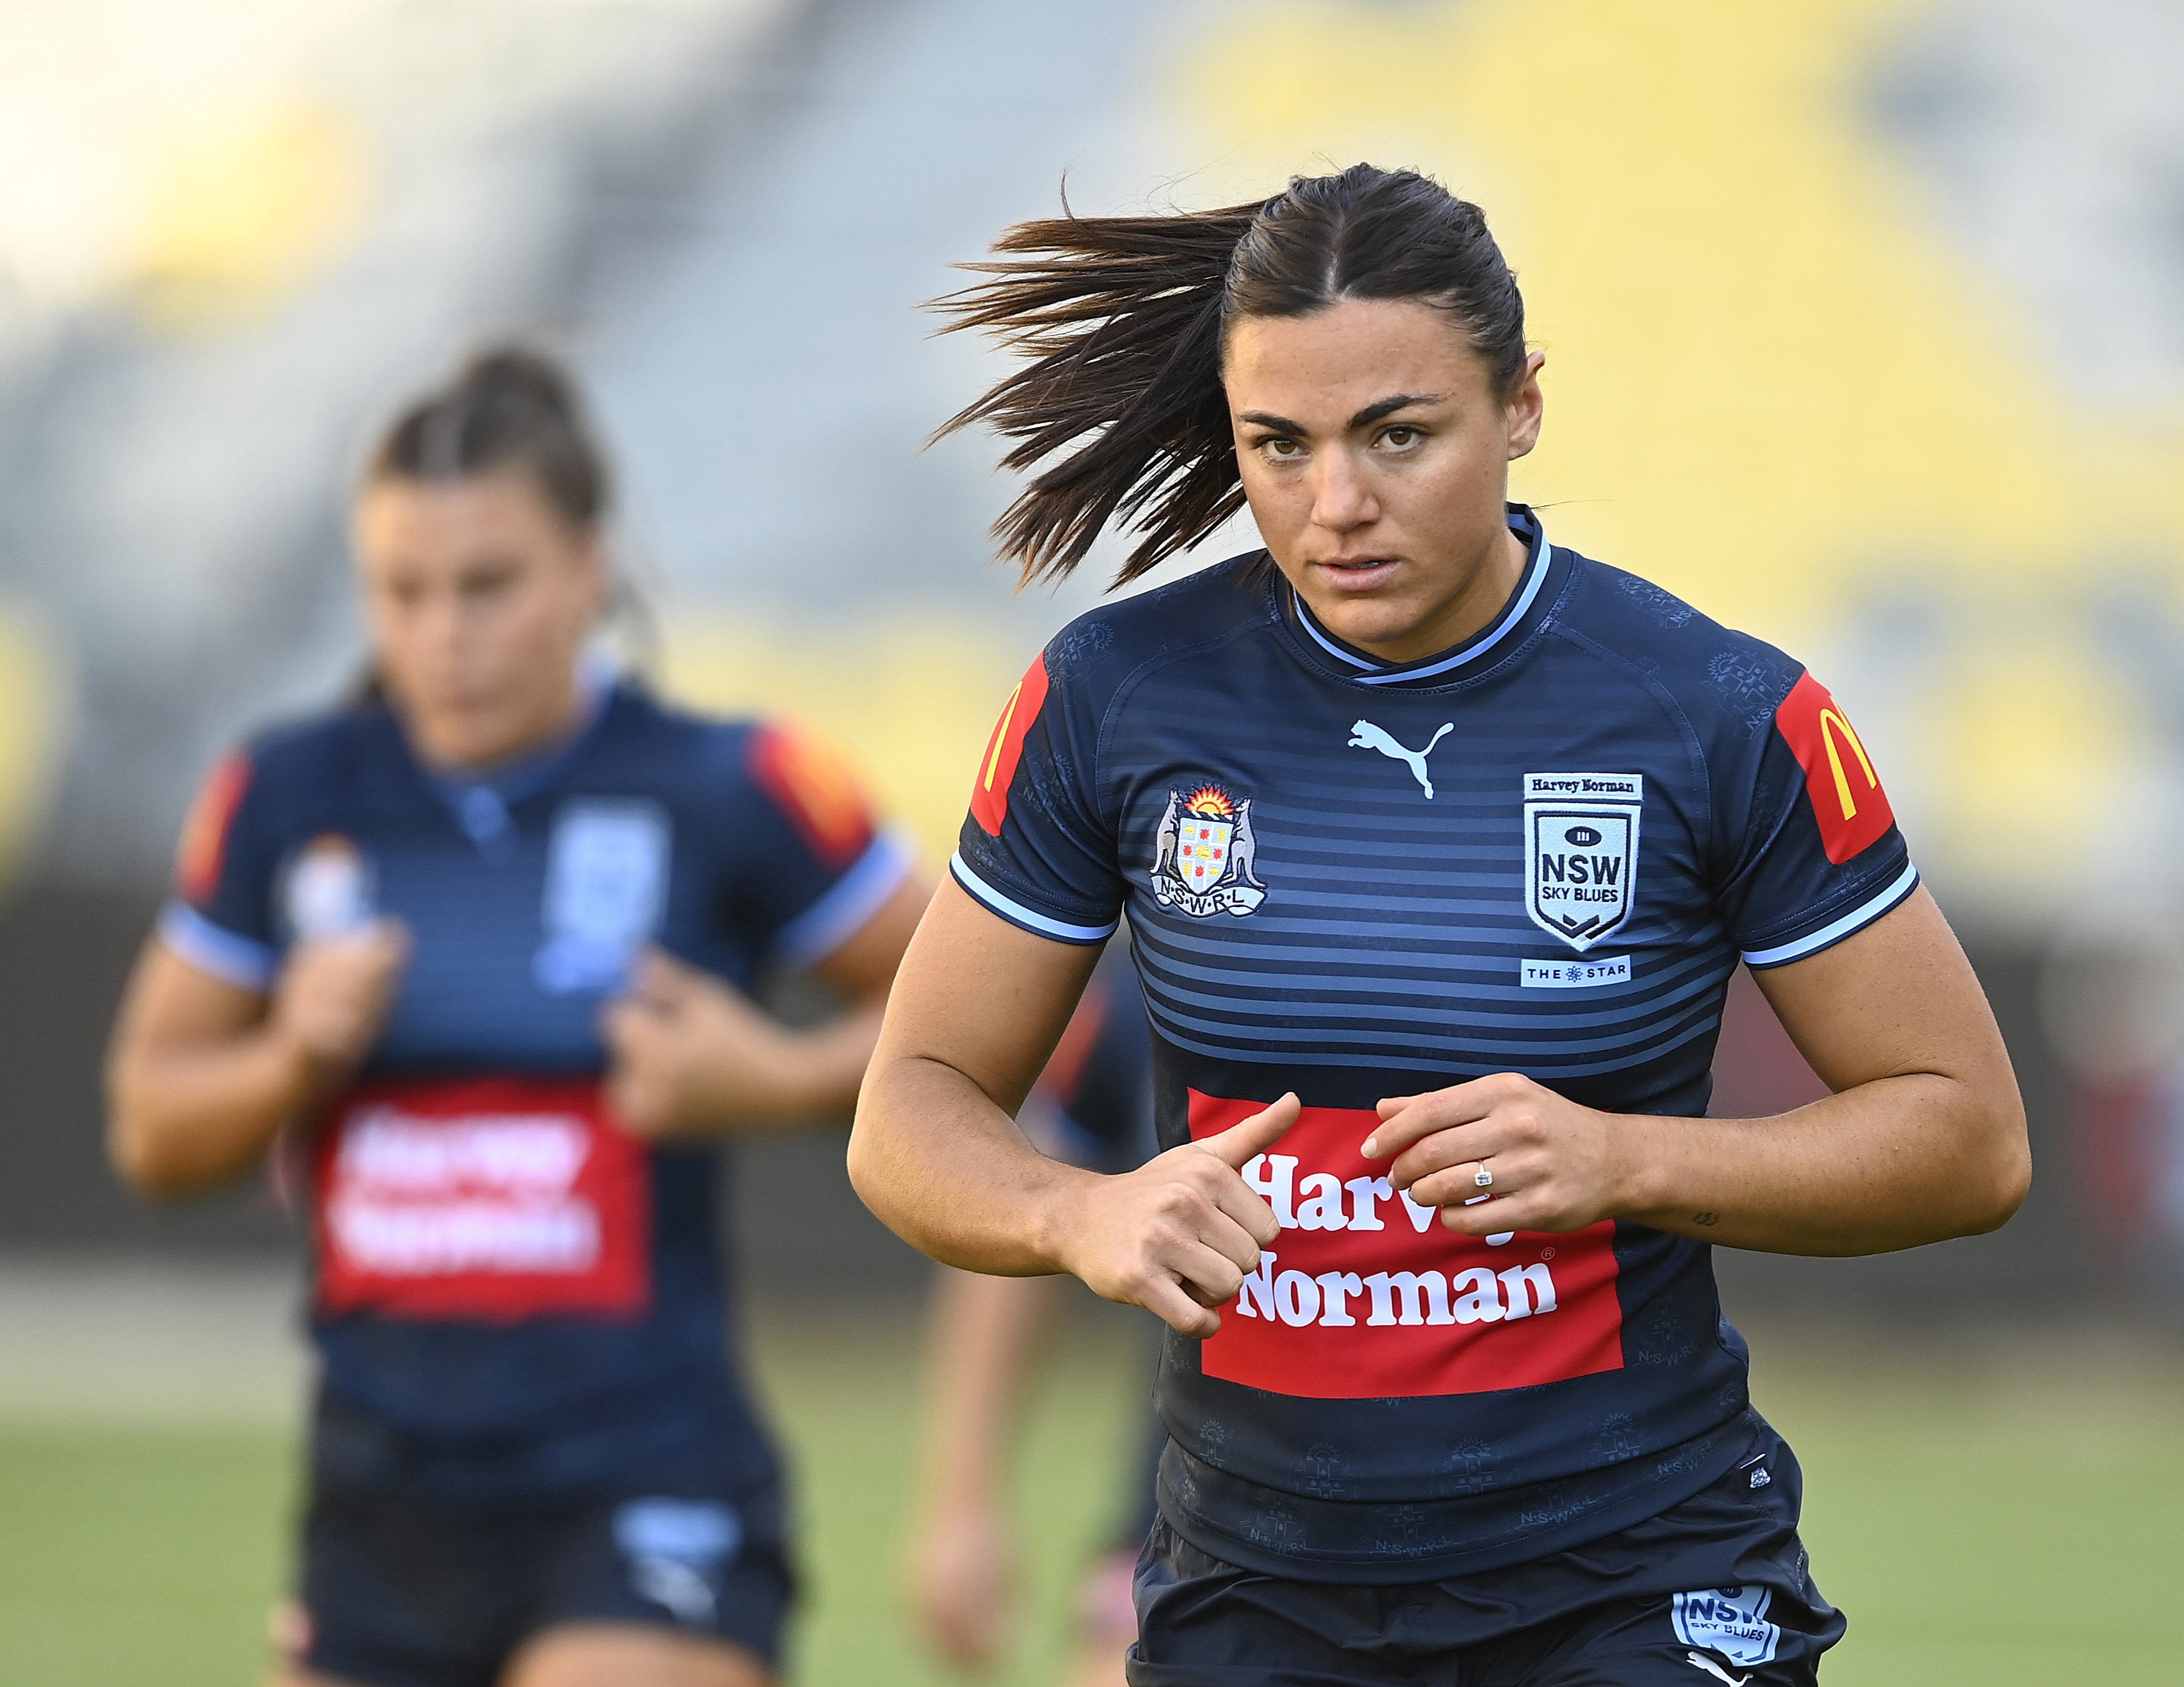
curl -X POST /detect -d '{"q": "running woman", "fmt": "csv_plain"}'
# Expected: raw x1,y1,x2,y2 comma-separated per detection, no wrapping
106,349,928,1687
848,166,2028,1686
906,951,1161,1687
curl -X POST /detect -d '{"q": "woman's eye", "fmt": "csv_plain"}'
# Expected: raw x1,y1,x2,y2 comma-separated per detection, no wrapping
1262,438,1301,459
1383,426,1418,447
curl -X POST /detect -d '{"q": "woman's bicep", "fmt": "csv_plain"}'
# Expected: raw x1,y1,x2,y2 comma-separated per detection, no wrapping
807,868,937,1001
872,878,1105,1114
110,937,270,1062
105,938,280,1198
1750,887,2013,1097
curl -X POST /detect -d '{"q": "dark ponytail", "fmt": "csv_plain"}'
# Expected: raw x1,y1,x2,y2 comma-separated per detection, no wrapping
932,164,1526,588
369,345,610,531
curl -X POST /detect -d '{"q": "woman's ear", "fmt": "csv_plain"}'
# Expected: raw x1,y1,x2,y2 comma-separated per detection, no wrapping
578,532,613,620
1505,351,1546,461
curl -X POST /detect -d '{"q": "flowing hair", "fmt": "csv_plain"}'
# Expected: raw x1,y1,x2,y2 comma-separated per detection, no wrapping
931,163,1528,588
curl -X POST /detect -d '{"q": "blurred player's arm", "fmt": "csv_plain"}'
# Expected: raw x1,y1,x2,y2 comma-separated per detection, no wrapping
1368,887,2029,1255
905,1266,1066,1670
105,924,408,1200
600,868,932,1137
849,880,1296,1338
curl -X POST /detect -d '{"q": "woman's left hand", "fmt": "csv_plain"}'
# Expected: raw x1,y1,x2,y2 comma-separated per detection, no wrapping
600,947,805,1138
1362,1073,1636,1237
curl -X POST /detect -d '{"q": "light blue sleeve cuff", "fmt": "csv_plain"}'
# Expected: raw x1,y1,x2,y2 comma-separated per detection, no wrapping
1740,862,1919,970
774,827,921,970
158,902,278,992
948,852,1119,945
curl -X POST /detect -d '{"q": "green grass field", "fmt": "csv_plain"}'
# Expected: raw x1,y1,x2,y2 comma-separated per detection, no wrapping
1,1310,2179,1686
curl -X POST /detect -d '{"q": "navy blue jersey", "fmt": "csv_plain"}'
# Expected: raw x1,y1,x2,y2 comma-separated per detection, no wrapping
952,508,1914,1583
164,676,915,1501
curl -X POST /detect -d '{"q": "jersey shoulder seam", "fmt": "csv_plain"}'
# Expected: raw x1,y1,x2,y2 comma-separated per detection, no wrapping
1092,613,1285,833
1542,619,1715,834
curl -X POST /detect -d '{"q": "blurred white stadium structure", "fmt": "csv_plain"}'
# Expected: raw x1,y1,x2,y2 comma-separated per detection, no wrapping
3,0,2184,1303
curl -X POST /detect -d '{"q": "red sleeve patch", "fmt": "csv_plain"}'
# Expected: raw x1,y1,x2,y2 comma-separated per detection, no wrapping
1774,671,1895,865
970,653,1050,837
749,722,876,870
175,751,252,906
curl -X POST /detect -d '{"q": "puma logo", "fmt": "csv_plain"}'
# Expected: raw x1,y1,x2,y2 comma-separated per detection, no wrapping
1347,719,1455,799
1685,1653,1752,1687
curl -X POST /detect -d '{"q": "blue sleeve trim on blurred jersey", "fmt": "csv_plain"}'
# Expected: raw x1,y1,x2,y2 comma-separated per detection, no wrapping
948,852,1119,944
773,827,919,970
158,900,278,991
1739,862,1919,970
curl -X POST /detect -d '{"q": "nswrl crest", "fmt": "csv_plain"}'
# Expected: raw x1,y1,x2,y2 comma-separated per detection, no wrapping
1522,772,1643,951
1150,784,1267,918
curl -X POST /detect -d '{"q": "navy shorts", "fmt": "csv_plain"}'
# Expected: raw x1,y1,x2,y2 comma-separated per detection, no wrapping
298,1480,793,1687
1128,1426,1842,1687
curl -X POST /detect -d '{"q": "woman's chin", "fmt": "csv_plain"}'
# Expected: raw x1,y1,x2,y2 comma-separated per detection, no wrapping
407,707,522,770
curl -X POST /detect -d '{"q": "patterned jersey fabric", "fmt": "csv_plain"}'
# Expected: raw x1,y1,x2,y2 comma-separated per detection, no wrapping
951,506,1913,1581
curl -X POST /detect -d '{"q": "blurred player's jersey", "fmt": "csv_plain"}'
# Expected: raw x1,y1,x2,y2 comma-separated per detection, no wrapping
953,506,1914,1583
1018,946,1156,1175
166,675,914,1501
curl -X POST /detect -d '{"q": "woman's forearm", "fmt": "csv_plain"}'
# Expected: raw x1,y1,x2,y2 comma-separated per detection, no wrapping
849,1053,1094,1276
107,1027,321,1200
917,1270,1064,1512
1618,1071,2028,1254
776,1000,890,1121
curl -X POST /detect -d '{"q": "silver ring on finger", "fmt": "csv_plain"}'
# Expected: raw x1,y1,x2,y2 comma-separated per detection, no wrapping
1473,1162,1494,1189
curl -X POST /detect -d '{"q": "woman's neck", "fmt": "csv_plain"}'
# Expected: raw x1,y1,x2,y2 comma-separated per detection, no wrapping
402,664,600,776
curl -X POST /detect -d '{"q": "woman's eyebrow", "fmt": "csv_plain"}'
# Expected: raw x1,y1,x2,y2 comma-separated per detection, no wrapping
1236,394,1447,435
1349,392,1444,428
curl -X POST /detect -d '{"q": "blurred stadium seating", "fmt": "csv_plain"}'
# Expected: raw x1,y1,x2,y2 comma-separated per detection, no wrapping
5,0,2175,1303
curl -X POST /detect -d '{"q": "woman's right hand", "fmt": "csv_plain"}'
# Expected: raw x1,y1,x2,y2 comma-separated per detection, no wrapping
269,921,410,1076
1051,1095,1299,1338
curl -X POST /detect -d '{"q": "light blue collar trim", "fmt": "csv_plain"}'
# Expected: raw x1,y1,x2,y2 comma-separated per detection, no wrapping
1292,513,1553,687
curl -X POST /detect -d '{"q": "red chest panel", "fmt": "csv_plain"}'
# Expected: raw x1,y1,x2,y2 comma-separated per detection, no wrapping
1191,1091,1624,1399
313,1076,651,1322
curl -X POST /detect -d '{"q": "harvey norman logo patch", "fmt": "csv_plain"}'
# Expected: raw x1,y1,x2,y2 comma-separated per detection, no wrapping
1191,1091,1625,1400
1523,773,1643,953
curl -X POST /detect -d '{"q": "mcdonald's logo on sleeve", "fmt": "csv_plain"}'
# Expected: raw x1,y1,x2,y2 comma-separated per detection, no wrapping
970,653,1051,837
1774,671,1895,864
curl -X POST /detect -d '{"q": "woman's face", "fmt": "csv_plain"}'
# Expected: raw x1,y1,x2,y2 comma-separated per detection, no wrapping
1224,298,1544,664
353,470,606,769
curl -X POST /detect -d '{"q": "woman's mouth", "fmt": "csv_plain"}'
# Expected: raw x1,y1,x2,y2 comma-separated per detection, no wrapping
1315,556,1402,591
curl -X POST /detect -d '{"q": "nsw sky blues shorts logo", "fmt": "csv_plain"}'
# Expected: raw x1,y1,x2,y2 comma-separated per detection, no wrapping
1672,1583,1782,1667
613,1497,741,1628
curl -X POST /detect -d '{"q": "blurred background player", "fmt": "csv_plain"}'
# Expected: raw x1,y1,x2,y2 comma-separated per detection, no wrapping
104,348,929,1687
906,950,1159,1687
